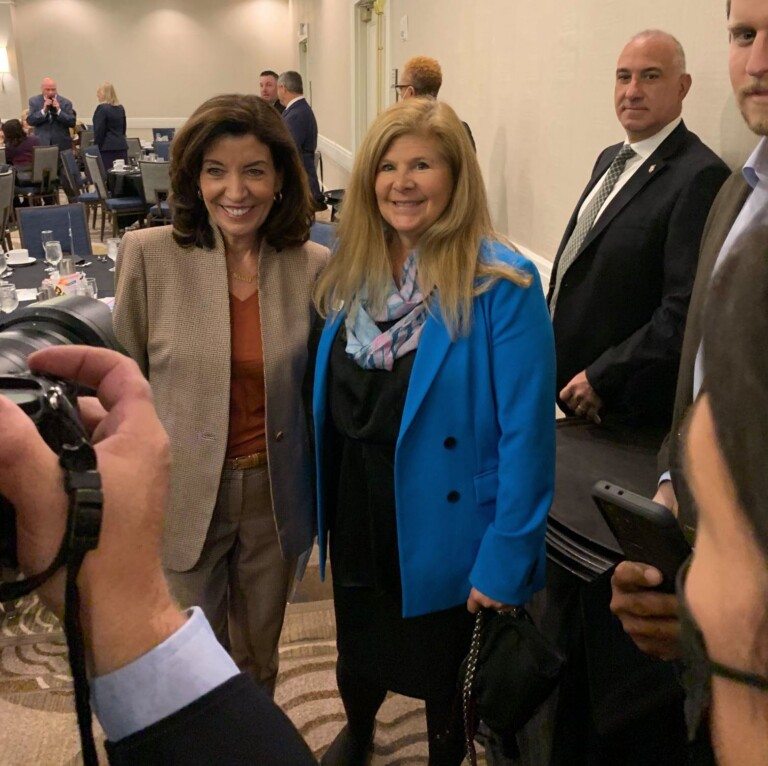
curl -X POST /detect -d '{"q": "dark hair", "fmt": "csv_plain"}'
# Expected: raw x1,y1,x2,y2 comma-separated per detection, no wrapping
703,226,768,557
170,93,313,250
278,71,303,94
260,70,279,80
2,119,26,148
726,0,731,18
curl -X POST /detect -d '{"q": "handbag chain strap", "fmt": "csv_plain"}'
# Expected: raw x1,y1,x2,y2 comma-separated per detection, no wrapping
462,609,485,765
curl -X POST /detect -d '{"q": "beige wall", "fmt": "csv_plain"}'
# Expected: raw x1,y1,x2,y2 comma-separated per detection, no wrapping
10,0,292,139
1,0,758,267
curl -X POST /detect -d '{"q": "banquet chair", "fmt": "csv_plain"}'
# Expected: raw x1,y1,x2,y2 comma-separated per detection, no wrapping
139,160,171,226
153,141,172,161
0,148,6,166
79,130,95,150
152,127,175,142
61,149,101,226
309,221,337,249
18,202,93,260
126,137,143,166
15,146,60,206
0,169,15,251
85,153,146,240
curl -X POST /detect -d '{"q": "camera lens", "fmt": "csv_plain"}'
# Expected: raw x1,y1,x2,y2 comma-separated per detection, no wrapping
0,295,124,374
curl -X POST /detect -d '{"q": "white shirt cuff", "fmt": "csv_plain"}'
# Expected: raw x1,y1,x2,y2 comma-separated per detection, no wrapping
91,606,239,741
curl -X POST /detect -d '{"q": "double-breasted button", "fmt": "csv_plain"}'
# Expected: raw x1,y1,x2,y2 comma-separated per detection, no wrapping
275,431,285,442
447,490,460,503
443,436,457,449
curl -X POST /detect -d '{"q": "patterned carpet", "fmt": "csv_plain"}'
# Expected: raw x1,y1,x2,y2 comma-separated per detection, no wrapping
0,562,484,765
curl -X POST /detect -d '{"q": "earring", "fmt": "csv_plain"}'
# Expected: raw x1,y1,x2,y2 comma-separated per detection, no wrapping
274,191,283,204
197,189,202,200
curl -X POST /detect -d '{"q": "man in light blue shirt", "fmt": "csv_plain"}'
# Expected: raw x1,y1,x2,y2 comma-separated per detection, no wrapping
0,345,315,765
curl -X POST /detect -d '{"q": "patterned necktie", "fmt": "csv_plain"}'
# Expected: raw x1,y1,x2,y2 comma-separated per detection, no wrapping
549,144,636,317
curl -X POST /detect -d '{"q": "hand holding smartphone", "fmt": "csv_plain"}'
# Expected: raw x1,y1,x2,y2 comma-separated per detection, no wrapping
592,481,691,593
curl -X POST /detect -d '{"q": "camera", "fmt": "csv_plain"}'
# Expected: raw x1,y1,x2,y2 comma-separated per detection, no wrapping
0,295,124,566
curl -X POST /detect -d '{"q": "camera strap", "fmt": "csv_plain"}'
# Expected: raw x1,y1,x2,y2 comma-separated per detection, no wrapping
0,392,103,766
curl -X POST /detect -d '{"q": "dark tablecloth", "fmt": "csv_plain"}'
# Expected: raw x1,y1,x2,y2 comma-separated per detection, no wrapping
107,170,144,199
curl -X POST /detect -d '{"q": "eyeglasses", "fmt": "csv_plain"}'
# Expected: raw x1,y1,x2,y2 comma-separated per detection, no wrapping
392,84,412,92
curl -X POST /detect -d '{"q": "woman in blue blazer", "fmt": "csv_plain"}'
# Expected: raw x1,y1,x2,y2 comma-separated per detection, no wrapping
313,98,555,766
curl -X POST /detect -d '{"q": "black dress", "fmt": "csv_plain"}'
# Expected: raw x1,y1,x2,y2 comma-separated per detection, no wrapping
327,327,474,702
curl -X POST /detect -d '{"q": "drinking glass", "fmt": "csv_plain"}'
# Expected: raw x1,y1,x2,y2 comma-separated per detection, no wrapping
41,230,54,251
0,285,18,314
85,277,98,298
44,240,63,272
0,251,6,275
106,238,120,273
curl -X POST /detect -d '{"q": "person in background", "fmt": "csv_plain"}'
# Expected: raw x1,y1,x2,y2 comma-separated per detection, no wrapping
277,70,325,210
3,118,40,183
313,97,554,766
259,70,285,114
27,77,76,153
113,93,328,694
93,82,128,170
0,345,317,764
676,228,768,766
20,108,32,135
396,55,476,150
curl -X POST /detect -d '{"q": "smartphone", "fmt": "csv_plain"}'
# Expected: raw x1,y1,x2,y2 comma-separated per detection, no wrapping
591,481,691,592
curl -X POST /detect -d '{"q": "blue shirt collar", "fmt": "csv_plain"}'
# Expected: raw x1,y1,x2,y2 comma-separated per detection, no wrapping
742,136,768,189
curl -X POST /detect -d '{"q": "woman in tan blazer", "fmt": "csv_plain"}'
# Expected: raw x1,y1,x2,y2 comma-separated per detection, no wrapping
113,94,329,691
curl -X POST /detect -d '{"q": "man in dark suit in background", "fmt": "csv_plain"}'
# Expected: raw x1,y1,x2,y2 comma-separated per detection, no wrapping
27,77,76,153
259,70,285,114
278,70,325,210
548,30,729,429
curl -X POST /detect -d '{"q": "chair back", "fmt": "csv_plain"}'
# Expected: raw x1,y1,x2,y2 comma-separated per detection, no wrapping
309,221,337,249
139,160,170,201
84,153,109,201
0,148,5,166
18,203,93,259
126,137,142,163
152,127,175,142
153,141,172,161
0,169,15,241
31,146,59,187
61,149,87,198
80,130,94,149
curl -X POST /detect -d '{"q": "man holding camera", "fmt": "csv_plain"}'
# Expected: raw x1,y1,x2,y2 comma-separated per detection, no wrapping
0,346,315,765
27,77,76,153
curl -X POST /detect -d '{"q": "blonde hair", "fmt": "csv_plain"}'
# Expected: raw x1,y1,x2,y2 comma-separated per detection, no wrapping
314,98,530,337
97,82,120,106
403,56,443,97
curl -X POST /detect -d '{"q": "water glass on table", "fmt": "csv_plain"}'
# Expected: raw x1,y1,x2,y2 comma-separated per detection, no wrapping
0,284,18,314
76,277,98,298
41,230,54,251
0,251,6,276
44,240,63,273
106,238,120,273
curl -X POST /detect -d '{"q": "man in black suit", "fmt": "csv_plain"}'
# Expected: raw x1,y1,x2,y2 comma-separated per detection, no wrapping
278,70,325,209
27,77,76,153
549,30,729,429
259,69,285,114
0,345,315,765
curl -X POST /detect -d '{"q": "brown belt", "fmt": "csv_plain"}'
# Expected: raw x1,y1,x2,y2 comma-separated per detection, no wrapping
224,451,268,470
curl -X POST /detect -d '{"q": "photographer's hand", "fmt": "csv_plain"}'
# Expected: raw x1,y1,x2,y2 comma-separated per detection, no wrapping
0,346,184,676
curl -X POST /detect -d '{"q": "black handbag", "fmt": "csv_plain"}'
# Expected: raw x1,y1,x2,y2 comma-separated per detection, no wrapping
460,606,565,764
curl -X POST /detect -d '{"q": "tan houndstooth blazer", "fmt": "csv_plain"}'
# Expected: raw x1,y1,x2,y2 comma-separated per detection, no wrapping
113,224,329,572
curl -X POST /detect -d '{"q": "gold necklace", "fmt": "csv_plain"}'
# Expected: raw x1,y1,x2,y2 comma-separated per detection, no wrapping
228,269,258,283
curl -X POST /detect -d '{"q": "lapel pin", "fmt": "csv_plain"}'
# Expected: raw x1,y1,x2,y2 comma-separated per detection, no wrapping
648,164,656,173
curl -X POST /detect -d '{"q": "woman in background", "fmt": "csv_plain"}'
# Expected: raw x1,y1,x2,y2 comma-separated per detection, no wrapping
93,82,128,170
313,98,555,765
3,118,39,182
678,228,768,766
114,94,328,692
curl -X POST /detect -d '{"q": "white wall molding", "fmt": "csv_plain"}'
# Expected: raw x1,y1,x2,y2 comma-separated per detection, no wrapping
318,133,353,173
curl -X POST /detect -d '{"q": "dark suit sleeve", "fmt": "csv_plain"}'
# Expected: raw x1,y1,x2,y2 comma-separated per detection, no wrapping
585,162,729,401
56,97,76,128
105,673,317,765
93,104,107,147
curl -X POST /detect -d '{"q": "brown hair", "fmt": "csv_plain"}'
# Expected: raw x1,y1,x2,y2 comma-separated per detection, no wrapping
2,119,26,148
170,93,313,250
703,226,768,557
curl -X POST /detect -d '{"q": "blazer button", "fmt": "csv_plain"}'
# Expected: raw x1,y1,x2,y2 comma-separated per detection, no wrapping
447,490,460,503
443,436,457,449
275,431,285,442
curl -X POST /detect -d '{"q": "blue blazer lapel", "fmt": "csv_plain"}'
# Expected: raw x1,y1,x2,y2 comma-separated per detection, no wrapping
313,311,344,438
398,307,452,442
